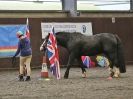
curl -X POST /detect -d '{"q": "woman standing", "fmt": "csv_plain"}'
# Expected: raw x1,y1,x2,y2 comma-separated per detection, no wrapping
13,31,32,81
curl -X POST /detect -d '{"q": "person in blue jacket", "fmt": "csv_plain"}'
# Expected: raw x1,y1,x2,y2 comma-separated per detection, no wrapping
13,31,32,81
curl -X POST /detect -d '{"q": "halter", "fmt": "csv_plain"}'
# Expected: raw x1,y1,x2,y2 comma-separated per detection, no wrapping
40,33,50,52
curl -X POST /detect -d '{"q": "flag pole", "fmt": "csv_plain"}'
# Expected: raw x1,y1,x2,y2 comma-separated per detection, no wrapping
25,18,30,39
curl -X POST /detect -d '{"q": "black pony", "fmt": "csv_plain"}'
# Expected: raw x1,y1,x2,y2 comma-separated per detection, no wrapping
41,32,126,79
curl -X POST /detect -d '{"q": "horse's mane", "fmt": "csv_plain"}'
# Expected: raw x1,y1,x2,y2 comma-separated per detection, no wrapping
56,31,83,35
56,32,84,39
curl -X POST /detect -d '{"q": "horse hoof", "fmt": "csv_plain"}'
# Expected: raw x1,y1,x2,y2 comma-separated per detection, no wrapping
114,74,120,78
82,73,86,78
110,72,114,77
64,76,68,79
64,77,68,79
82,76,86,78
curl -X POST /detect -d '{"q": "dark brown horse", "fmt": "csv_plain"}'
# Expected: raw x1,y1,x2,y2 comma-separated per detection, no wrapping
41,32,126,79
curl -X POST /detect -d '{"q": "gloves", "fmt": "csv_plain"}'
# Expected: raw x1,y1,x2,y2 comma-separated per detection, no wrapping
12,56,16,66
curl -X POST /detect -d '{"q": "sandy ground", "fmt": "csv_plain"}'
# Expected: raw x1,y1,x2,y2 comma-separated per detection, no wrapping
0,65,133,99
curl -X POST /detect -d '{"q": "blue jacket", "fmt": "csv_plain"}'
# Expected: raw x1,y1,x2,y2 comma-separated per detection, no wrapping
15,37,32,57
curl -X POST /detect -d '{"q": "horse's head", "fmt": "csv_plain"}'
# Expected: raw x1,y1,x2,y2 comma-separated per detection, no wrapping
40,33,50,53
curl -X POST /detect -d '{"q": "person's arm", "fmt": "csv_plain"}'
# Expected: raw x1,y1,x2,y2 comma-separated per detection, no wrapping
14,42,21,57
12,41,20,65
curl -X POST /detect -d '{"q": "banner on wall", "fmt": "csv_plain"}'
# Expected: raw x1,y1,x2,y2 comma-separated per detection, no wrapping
41,22,93,38
0,25,27,58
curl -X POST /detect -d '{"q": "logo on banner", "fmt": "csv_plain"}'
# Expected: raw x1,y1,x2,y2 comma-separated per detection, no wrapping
82,25,86,33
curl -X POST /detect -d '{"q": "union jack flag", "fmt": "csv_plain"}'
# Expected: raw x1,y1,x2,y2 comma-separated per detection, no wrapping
25,18,30,39
46,27,61,79
81,56,90,68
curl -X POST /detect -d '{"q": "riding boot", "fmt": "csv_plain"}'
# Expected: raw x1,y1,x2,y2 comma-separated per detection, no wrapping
18,74,24,81
25,76,31,81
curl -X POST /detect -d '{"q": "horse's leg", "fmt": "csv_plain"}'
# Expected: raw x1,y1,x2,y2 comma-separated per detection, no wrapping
108,66,114,77
108,55,121,78
64,53,75,79
111,52,120,78
77,57,86,78
106,53,115,77
77,56,86,78
113,55,120,78
113,66,120,78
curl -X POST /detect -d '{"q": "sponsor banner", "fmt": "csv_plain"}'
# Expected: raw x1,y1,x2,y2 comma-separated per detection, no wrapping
41,22,92,38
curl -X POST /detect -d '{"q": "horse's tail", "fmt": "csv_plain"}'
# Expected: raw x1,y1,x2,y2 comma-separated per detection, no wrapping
115,34,126,73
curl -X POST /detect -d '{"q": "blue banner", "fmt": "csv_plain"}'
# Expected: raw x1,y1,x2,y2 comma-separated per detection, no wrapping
0,25,26,58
